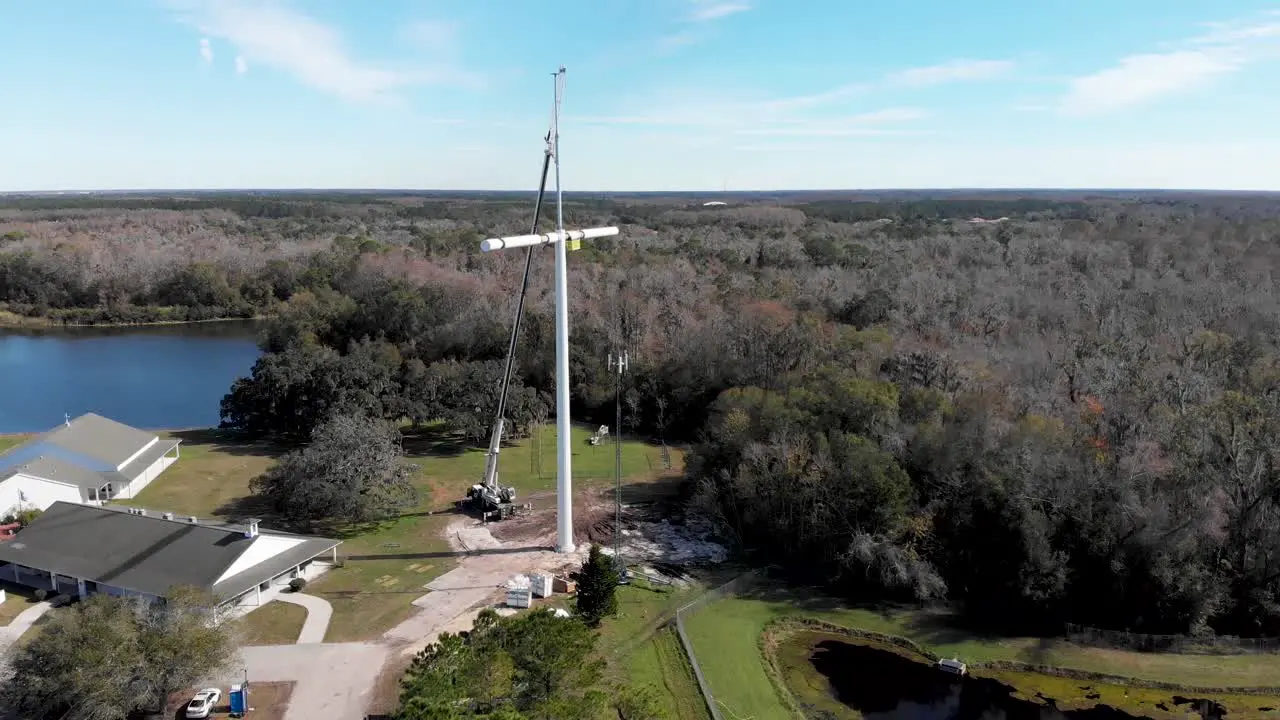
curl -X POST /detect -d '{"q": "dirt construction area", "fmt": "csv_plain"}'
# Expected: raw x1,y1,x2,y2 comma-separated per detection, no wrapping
226,481,728,720
383,482,726,660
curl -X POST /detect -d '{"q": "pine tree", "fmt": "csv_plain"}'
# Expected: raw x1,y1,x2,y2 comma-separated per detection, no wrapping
573,544,619,628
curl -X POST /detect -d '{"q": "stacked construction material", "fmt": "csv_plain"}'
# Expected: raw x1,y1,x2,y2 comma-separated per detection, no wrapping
530,573,553,598
506,574,532,609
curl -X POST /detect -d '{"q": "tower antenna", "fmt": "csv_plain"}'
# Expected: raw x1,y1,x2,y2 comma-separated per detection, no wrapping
608,347,629,577
480,66,621,554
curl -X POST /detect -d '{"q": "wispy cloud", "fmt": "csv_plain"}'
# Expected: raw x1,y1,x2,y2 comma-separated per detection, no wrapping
1060,11,1280,116
575,103,927,139
736,108,929,137
1061,51,1240,116
659,0,752,50
656,30,700,52
580,53,1010,132
198,37,213,64
689,1,751,22
234,55,248,75
168,0,478,104
886,59,1015,87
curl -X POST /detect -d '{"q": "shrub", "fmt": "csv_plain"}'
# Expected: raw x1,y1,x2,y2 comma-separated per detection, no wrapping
16,509,42,527
34,589,47,601
288,577,307,592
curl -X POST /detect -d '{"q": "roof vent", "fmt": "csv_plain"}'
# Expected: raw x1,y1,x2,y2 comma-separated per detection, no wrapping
244,518,260,539
162,512,174,521
187,515,198,524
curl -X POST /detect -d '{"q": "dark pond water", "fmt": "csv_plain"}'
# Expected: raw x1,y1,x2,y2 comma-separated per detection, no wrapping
810,640,1144,720
0,321,261,434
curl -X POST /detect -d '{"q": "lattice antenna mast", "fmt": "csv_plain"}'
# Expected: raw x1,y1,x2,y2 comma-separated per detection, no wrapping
480,66,620,554
608,349,628,568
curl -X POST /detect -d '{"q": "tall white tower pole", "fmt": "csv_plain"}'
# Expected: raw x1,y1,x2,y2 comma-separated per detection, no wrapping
550,67,575,554
479,66,619,555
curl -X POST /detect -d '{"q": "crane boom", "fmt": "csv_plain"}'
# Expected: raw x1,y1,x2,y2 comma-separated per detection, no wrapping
479,126,555,498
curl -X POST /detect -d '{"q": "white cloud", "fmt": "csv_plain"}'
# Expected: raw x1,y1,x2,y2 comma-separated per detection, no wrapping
886,59,1015,87
199,37,213,64
689,1,751,22
659,0,751,50
1060,11,1280,116
1061,51,1240,116
168,0,477,104
234,55,248,74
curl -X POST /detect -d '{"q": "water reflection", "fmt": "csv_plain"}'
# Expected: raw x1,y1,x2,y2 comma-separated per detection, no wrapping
810,640,1141,720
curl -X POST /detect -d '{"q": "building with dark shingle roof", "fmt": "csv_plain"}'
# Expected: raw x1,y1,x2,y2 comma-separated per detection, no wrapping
0,501,341,608
0,413,181,517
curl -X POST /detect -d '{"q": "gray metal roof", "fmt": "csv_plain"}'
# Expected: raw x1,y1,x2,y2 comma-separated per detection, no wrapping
0,414,180,490
40,413,159,469
0,455,108,490
116,438,181,483
0,502,340,601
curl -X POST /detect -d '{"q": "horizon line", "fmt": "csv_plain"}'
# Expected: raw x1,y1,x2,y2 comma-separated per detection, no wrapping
4,187,1280,196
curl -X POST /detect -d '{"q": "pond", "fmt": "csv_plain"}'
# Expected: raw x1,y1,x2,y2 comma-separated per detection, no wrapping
0,321,261,434
806,639,1146,720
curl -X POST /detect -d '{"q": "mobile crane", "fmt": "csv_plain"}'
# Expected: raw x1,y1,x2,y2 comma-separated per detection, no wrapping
457,117,558,523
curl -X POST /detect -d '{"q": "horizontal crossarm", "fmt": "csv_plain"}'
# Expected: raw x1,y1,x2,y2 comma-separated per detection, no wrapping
480,226,618,253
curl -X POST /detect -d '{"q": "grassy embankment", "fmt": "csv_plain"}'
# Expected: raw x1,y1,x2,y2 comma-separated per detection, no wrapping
0,306,266,329
110,424,683,643
681,579,1280,720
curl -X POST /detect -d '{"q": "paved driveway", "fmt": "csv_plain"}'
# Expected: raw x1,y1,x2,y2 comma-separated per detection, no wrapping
216,642,388,720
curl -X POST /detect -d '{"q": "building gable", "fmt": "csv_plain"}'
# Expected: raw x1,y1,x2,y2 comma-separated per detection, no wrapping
214,534,305,585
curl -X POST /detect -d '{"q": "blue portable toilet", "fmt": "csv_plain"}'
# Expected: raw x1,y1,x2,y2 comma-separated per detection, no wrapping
229,683,248,714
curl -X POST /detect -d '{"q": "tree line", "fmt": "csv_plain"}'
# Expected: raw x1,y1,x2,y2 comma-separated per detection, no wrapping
7,193,1280,638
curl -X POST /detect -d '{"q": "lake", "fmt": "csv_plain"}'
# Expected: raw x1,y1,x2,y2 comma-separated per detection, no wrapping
0,321,262,434
807,639,1148,720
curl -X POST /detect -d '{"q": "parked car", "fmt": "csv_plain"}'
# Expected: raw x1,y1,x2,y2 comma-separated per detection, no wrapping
185,688,222,719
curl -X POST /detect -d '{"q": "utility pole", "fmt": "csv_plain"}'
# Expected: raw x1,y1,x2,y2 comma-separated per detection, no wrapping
608,349,628,575
480,66,620,554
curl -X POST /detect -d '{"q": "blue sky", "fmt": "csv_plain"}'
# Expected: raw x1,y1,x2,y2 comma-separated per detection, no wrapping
2,0,1279,191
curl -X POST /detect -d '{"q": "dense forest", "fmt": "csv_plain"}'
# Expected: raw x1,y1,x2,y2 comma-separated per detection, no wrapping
5,191,1280,638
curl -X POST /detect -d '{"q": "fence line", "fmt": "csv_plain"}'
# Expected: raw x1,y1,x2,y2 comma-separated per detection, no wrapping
1065,623,1280,654
671,574,752,720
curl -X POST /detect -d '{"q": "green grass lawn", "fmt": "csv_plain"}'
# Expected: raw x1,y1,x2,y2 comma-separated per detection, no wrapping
681,579,1280,720
0,581,42,626
403,423,683,497
0,435,25,454
229,600,308,646
121,423,684,642
628,626,712,720
594,578,722,720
